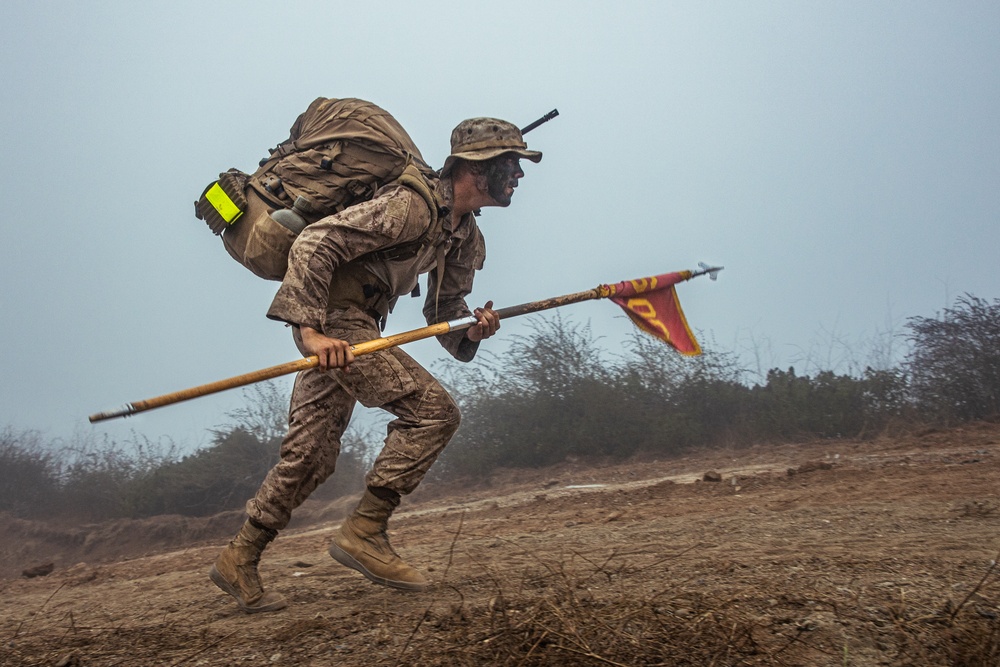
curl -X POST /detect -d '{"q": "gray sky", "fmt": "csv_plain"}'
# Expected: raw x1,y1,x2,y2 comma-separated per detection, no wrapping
2,1,998,451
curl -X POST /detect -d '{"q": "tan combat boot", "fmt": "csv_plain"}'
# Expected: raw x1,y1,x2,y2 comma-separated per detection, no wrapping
328,489,429,591
209,519,287,613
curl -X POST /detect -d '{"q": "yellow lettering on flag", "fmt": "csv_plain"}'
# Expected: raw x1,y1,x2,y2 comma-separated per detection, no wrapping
628,276,658,293
600,271,702,356
625,298,672,342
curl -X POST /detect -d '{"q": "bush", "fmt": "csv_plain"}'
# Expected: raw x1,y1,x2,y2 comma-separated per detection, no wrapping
746,368,870,439
122,428,277,518
432,312,936,482
0,428,60,519
906,294,1000,423
8,293,1000,521
434,318,750,478
613,329,746,454
435,316,621,474
59,433,177,521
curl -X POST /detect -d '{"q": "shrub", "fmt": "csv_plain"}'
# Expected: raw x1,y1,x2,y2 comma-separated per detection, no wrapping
0,428,60,519
59,433,177,521
122,428,277,518
434,318,749,477
906,295,1000,423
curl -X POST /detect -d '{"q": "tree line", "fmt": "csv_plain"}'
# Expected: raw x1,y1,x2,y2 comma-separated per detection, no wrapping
2,294,997,523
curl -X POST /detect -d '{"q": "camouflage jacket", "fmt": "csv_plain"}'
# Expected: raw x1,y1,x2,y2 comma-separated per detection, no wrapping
266,177,486,362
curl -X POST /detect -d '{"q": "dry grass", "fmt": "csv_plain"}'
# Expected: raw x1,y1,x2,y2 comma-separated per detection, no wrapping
372,548,1000,667
8,554,997,667
5,430,1000,667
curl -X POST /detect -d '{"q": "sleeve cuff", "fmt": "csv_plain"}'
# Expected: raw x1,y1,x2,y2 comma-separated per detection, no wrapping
437,329,479,362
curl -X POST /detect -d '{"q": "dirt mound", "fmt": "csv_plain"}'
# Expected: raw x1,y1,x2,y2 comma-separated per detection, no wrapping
2,494,357,580
2,424,999,666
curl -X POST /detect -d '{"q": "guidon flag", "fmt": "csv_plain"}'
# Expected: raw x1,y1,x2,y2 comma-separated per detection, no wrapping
597,271,701,355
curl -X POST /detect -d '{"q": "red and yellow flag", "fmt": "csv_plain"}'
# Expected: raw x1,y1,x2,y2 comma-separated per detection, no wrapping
597,271,701,355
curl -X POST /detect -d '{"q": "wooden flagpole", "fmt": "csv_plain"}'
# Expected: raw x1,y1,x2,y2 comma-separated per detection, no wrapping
88,266,722,423
88,288,602,423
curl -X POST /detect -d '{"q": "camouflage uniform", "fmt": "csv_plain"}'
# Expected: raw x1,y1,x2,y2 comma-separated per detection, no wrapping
211,116,541,610
246,177,485,531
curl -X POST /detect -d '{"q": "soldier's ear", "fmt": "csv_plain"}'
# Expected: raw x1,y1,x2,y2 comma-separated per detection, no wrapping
451,160,487,190
474,172,490,195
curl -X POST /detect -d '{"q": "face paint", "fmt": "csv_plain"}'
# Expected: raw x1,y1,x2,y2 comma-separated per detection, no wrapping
483,155,523,206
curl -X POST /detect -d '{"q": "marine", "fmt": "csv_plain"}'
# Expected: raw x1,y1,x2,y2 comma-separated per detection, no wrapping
210,116,542,612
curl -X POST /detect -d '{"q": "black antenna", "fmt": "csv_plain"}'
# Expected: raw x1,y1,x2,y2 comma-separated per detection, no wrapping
521,109,559,135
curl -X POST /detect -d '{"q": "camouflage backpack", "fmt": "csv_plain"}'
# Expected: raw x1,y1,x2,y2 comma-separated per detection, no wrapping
194,97,438,281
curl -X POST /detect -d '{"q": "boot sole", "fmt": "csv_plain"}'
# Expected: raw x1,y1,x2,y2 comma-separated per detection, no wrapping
209,565,288,613
328,543,429,592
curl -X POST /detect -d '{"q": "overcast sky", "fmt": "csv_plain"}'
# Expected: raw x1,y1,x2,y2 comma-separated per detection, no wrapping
1,1,997,452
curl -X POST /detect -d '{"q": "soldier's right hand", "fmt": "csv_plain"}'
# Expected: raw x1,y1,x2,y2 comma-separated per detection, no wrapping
300,326,355,372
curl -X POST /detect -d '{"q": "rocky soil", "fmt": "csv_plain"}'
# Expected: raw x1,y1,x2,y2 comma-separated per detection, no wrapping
3,422,999,666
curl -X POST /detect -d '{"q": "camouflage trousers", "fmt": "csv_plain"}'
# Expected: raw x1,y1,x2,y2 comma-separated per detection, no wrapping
246,309,461,531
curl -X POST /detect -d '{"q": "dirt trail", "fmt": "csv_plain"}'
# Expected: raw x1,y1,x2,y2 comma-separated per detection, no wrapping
2,423,999,666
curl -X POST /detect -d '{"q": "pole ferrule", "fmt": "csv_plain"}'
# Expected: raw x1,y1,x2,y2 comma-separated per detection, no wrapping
89,404,136,423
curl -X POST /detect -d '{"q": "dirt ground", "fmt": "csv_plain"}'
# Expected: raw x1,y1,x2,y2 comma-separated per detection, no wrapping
2,422,999,666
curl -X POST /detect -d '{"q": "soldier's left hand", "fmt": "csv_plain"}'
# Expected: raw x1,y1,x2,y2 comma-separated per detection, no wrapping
467,300,500,342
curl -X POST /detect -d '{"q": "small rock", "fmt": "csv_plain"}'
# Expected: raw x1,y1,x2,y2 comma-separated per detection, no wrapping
796,616,820,631
703,471,723,482
603,510,624,523
542,479,560,489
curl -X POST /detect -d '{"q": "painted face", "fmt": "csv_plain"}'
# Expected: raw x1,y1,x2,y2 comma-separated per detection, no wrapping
482,155,524,207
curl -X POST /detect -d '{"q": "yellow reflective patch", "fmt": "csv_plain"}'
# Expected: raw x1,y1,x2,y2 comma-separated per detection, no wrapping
205,182,244,224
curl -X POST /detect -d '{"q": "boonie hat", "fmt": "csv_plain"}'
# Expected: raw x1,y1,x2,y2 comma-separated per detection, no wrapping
440,117,542,176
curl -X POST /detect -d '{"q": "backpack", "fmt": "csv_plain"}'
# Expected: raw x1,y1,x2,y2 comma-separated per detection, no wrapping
194,97,439,281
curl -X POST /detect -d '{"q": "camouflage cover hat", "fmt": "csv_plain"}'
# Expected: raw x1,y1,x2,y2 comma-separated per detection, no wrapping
441,117,542,176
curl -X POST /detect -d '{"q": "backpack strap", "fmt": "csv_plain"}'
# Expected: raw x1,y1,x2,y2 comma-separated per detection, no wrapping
392,162,451,320
394,162,443,240
361,162,443,259
327,163,448,329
